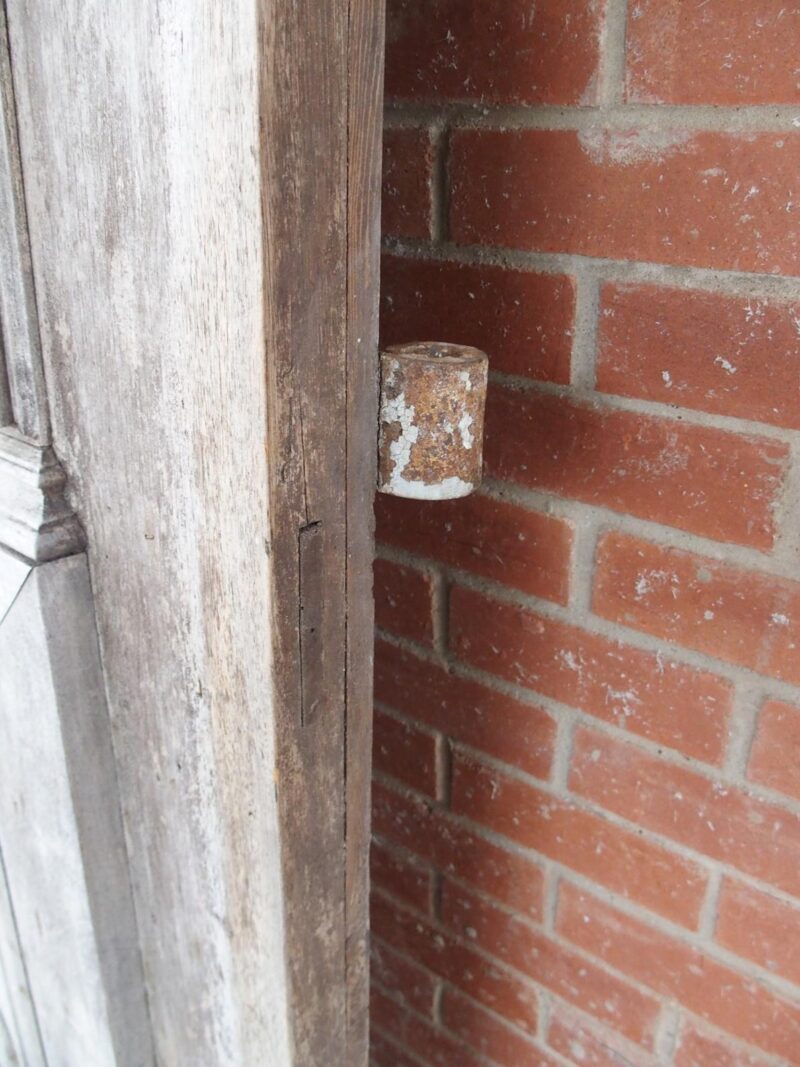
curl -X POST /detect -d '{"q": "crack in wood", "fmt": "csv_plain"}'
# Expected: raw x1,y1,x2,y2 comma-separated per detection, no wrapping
298,519,324,728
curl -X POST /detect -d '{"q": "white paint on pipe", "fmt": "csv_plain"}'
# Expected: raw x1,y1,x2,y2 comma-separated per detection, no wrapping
385,474,474,500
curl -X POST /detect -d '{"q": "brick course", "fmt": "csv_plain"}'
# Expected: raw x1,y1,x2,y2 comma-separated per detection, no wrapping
625,1,800,106
382,127,433,239
373,780,546,919
374,557,435,647
442,878,662,1047
569,726,800,898
748,699,800,802
597,283,800,431
450,585,733,765
373,3,800,1065
484,388,788,548
371,939,438,1015
449,130,800,275
372,893,541,1033
373,707,439,798
376,638,557,780
557,883,800,1063
376,491,574,602
716,878,800,987
547,1004,660,1067
451,750,708,927
371,984,486,1067
593,531,800,683
385,0,605,106
380,255,575,383
440,988,549,1067
674,1023,775,1067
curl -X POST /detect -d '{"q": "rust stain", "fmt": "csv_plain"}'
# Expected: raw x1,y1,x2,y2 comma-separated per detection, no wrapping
378,342,488,500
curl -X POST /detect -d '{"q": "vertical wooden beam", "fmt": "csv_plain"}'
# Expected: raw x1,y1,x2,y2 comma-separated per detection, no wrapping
345,0,386,1061
257,0,385,1060
258,0,384,1061
258,0,348,1053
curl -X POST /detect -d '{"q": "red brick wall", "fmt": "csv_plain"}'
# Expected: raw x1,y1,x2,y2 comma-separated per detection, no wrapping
371,3,800,1066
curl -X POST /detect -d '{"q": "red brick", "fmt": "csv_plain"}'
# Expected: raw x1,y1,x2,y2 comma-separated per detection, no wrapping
674,1022,775,1067
626,1,800,105
484,387,788,548
557,883,800,1063
443,880,660,1048
372,892,540,1033
371,840,435,914
375,639,556,781
716,878,800,986
450,130,800,275
450,751,708,927
593,533,800,685
748,699,800,801
385,0,604,106
372,938,438,1017
373,707,439,797
442,989,557,1067
373,781,546,920
597,283,800,430
383,128,433,239
376,491,573,604
371,985,484,1067
374,558,434,646
569,727,800,899
449,586,732,766
547,1004,659,1067
370,1027,421,1067
380,254,575,384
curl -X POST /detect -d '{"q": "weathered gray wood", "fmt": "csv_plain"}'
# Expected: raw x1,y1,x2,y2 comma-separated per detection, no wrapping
0,429,83,561
0,834,46,1065
0,551,152,1066
7,0,384,1059
0,11,147,1062
0,4,48,441
7,3,293,1062
0,541,26,621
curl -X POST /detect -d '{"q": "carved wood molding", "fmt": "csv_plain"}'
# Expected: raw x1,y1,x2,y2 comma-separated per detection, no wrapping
0,7,81,566
0,430,83,563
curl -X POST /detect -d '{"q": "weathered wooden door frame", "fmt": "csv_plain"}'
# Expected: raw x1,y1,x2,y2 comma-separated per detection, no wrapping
1,0,385,1063
261,0,384,1061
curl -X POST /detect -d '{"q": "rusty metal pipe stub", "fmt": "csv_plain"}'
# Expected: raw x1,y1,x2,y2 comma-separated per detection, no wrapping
377,342,489,500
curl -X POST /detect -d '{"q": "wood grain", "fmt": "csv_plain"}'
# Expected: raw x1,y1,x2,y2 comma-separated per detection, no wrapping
0,553,151,1065
0,841,46,1066
0,4,48,441
257,0,384,1057
259,0,346,1060
8,0,383,1059
345,0,386,1061
0,430,83,562
8,2,293,1062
